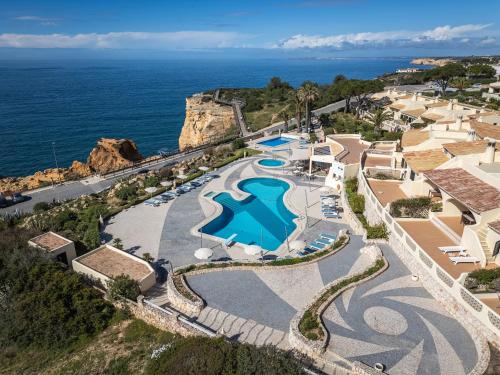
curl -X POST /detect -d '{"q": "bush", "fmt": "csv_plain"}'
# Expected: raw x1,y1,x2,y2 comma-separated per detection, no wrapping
33,202,50,213
468,268,500,285
159,166,173,179
107,275,141,301
366,224,388,239
349,194,365,214
115,184,137,202
390,197,432,218
144,175,160,188
232,139,246,149
83,222,100,250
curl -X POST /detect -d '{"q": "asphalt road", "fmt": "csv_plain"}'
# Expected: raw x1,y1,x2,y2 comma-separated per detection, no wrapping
1,149,204,215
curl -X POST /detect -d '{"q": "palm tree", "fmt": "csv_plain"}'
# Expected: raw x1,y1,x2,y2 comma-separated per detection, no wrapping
278,109,290,132
290,91,303,131
450,77,471,92
368,108,393,134
298,82,320,132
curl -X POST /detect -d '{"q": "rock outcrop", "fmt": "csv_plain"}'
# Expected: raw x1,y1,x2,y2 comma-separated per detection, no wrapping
411,58,455,66
0,138,144,194
87,138,143,175
178,94,235,151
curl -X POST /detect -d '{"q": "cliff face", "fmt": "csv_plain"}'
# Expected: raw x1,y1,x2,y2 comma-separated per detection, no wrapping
0,138,144,194
178,95,235,151
87,138,143,174
411,58,455,67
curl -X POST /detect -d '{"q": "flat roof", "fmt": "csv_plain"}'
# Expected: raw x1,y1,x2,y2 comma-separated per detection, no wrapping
424,168,500,214
401,129,430,148
443,140,496,156
367,179,407,206
76,245,154,282
330,136,369,164
403,149,449,173
364,155,392,168
30,232,72,252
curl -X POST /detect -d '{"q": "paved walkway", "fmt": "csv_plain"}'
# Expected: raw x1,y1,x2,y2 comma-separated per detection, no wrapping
323,244,478,375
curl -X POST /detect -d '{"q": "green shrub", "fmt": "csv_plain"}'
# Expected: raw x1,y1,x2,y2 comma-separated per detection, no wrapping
468,268,500,285
366,224,388,239
33,202,50,213
390,197,432,218
144,175,160,188
107,275,141,301
115,184,137,201
349,194,365,214
232,139,246,149
83,222,100,250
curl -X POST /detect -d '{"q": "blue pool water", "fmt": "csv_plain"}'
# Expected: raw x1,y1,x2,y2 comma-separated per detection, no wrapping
258,159,285,167
201,177,297,251
258,136,295,147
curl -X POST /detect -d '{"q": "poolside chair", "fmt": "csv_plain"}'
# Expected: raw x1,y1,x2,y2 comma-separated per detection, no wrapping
224,234,238,247
320,233,337,241
439,246,466,254
450,256,479,264
324,213,339,219
316,238,331,246
308,242,326,251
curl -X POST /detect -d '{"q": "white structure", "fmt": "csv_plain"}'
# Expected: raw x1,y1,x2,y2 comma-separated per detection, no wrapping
29,231,77,267
72,244,156,293
483,81,500,101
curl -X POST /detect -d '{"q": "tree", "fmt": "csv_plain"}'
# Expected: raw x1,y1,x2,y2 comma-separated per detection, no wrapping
107,274,141,301
334,79,356,113
350,80,385,117
367,108,393,134
278,110,290,132
467,64,496,79
428,63,467,95
450,77,471,91
297,82,320,132
33,202,50,213
112,237,123,250
290,90,303,131
232,139,246,149
142,252,154,263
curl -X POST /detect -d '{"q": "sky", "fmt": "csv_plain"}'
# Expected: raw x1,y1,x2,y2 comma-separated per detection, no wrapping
0,0,499,59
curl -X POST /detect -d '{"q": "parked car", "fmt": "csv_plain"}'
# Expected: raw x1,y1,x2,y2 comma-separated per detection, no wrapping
12,192,27,204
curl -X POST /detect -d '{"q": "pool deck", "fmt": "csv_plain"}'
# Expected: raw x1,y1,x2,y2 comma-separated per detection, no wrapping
103,134,481,375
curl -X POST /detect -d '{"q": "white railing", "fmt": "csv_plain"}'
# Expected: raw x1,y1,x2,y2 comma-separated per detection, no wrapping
357,168,500,340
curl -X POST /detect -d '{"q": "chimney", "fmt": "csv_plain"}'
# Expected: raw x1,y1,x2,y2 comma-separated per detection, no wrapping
447,101,453,110
412,93,417,101
455,115,463,131
483,139,496,164
467,129,476,141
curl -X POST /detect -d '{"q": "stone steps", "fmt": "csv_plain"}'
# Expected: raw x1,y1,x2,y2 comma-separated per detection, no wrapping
196,306,289,349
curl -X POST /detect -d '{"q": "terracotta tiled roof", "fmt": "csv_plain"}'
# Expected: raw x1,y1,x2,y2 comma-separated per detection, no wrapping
442,140,497,156
403,149,449,173
76,246,153,281
424,168,500,213
471,120,500,141
402,108,426,118
421,112,445,121
30,232,71,252
401,129,430,148
489,220,500,234
425,102,448,108
389,103,406,110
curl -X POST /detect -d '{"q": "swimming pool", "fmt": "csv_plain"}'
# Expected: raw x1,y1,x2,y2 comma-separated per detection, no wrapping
201,177,297,251
258,136,295,147
258,158,285,167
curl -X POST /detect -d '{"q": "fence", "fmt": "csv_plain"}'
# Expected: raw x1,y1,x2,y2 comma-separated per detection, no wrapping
356,168,500,344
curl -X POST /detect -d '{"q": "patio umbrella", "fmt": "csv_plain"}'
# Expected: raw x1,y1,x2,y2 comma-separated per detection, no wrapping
194,247,214,260
289,240,307,252
160,181,172,187
176,173,188,180
244,244,262,256
145,186,158,198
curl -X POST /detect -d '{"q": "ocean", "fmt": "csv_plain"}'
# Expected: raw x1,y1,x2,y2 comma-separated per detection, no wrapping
0,58,416,177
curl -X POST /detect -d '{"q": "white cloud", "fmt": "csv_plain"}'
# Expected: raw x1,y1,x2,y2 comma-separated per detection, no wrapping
0,31,243,49
13,15,59,26
276,24,496,49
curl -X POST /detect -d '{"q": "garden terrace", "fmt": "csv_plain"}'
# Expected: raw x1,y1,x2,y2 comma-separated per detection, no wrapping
390,197,432,218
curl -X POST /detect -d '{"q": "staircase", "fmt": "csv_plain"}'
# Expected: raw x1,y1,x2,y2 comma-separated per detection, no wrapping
478,226,494,262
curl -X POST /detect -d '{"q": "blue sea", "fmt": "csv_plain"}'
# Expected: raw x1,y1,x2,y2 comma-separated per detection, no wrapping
0,58,415,176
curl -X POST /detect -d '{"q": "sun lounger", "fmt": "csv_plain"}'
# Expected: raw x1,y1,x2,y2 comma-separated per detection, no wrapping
316,239,331,246
438,246,466,254
225,233,238,247
308,242,326,251
324,213,339,218
320,233,337,241
450,256,479,264
144,199,160,207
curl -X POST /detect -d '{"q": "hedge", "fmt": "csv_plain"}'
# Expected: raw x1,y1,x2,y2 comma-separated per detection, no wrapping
390,197,432,218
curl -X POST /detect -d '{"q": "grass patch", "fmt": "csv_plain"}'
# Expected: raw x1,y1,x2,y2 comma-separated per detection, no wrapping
245,102,291,131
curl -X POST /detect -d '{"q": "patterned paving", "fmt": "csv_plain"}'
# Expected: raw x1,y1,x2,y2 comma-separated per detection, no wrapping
323,244,478,375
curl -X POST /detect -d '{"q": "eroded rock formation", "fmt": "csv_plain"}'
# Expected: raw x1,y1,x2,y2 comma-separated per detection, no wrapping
178,94,235,151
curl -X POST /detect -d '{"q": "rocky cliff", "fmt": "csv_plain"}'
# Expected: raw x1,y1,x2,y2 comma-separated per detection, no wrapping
411,58,455,66
178,94,235,151
87,138,143,174
0,138,144,193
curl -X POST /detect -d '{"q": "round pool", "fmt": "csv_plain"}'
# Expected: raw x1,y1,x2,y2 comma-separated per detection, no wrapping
258,158,285,167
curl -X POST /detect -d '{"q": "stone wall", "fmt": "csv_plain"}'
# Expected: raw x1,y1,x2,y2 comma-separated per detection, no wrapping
166,274,204,317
